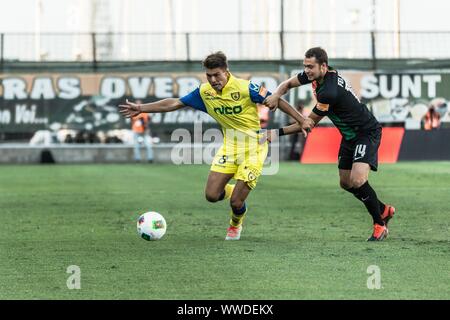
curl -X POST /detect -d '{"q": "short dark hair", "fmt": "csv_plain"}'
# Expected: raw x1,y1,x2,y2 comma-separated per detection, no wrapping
202,51,228,69
305,47,328,65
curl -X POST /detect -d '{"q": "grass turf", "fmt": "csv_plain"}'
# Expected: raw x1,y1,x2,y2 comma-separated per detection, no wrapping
0,162,449,299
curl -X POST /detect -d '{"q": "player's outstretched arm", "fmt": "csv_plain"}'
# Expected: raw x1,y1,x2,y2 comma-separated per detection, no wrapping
282,110,323,135
263,75,301,110
280,110,323,136
277,98,314,131
308,111,324,127
260,110,323,144
260,123,307,144
119,98,184,118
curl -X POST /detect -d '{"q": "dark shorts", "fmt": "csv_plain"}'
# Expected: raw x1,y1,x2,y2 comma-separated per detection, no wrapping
338,127,382,172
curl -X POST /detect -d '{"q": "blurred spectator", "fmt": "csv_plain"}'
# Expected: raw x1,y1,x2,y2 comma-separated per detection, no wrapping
422,104,441,130
131,100,154,163
105,135,123,144
29,130,56,145
97,131,107,144
64,134,74,143
86,131,100,143
74,131,86,143
257,104,270,129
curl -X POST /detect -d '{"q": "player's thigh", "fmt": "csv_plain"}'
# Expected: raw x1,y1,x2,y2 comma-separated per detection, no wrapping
234,142,268,190
353,129,381,172
210,145,238,175
205,171,234,198
338,138,354,171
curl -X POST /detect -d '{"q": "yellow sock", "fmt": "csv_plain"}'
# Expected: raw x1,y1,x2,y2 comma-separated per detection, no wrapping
224,184,235,200
229,207,247,227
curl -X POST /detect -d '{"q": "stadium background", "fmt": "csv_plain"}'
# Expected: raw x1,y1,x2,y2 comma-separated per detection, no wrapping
1,0,449,163
0,0,449,301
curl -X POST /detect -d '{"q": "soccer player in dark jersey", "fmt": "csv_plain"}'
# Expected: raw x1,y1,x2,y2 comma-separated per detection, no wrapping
263,47,395,241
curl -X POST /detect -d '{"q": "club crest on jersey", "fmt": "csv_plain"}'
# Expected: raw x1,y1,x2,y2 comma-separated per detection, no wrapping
247,171,256,181
231,92,240,101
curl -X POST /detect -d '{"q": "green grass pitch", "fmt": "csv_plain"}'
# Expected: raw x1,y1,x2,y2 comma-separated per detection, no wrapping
0,162,449,299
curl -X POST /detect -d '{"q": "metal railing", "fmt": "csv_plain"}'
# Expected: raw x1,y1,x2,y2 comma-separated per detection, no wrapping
1,31,450,62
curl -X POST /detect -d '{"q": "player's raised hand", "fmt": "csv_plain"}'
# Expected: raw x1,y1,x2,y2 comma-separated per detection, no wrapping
300,127,309,138
263,94,281,111
119,99,142,118
301,118,315,137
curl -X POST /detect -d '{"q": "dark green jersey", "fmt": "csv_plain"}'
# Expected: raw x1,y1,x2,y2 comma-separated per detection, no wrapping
297,69,381,140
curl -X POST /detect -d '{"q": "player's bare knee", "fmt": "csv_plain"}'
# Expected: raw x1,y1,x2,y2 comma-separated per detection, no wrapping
350,177,367,188
340,180,352,190
230,197,244,211
205,191,220,203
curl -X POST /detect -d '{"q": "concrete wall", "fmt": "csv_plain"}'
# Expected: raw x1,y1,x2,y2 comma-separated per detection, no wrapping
0,142,285,164
0,143,194,164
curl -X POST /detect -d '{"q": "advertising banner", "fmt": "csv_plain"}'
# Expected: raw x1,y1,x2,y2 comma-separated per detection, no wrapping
290,70,450,126
1,70,449,134
0,72,282,134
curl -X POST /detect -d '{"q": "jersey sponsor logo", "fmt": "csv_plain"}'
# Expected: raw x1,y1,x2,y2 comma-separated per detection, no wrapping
354,144,367,160
213,105,243,115
231,92,241,101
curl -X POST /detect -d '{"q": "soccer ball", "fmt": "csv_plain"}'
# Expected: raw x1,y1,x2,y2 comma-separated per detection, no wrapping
137,211,167,241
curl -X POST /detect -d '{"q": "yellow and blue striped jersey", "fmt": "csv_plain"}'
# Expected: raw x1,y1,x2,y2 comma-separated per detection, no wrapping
180,74,271,138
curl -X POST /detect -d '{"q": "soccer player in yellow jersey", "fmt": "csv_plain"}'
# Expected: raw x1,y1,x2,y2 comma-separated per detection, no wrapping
119,52,313,240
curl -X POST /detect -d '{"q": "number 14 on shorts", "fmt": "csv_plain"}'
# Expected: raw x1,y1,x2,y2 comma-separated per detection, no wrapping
354,144,367,161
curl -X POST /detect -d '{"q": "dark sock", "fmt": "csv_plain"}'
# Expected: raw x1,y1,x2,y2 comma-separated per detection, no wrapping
230,203,247,227
346,187,386,215
352,182,384,225
232,202,247,215
379,201,386,216
345,187,357,195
